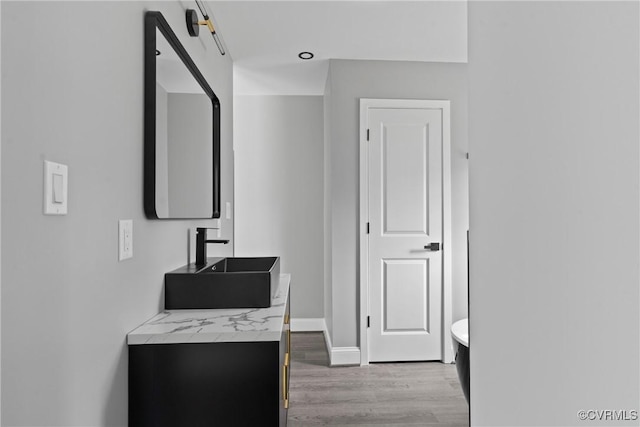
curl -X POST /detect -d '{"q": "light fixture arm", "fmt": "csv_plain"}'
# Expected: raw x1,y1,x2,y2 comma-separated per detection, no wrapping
186,5,226,56
194,0,209,19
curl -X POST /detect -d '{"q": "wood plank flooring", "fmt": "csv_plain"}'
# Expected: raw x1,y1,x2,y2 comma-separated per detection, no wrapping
288,332,469,427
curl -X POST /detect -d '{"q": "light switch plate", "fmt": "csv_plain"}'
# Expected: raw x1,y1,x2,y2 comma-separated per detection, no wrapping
44,160,68,215
119,220,133,261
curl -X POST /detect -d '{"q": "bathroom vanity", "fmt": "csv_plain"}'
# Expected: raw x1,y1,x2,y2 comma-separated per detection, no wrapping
128,274,291,426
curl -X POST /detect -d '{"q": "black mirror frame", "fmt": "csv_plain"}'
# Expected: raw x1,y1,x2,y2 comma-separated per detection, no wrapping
144,11,221,219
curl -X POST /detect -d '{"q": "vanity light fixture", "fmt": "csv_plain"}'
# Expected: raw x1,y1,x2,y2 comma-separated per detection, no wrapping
186,0,226,56
298,51,314,60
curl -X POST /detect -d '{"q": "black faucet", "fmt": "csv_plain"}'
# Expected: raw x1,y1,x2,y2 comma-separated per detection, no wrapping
195,227,229,266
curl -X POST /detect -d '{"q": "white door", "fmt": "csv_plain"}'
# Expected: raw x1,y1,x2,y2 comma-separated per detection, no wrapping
366,104,445,362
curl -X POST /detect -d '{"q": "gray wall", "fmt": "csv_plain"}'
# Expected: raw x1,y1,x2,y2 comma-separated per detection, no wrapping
234,96,324,319
1,1,234,425
327,59,469,347
323,68,333,337
468,2,639,425
0,3,3,420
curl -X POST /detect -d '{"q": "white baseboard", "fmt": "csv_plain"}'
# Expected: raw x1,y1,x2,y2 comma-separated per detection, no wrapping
291,317,361,365
320,320,361,366
329,346,361,366
290,318,325,332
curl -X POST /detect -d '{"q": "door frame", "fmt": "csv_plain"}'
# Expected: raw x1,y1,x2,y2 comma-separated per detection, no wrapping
359,98,453,365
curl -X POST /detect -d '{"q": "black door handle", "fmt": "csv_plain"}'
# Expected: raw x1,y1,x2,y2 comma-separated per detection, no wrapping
424,243,441,251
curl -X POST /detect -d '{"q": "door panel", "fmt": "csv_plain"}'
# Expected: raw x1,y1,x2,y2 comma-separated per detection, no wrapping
383,259,429,332
383,123,429,235
368,106,443,362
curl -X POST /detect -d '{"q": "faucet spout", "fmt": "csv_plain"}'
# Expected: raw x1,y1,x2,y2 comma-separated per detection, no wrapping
195,227,229,266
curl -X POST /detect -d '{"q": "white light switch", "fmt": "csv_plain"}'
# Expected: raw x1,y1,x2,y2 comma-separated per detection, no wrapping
52,173,64,203
44,160,68,215
119,220,133,261
226,202,232,220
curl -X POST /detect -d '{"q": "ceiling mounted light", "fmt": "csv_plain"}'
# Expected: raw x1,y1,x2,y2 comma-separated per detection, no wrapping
298,52,314,60
186,1,226,56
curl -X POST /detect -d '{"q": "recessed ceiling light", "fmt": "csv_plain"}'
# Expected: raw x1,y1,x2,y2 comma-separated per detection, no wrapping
298,52,314,60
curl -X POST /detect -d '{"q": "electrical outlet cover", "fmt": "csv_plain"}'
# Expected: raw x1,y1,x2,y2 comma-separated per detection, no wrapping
119,220,133,261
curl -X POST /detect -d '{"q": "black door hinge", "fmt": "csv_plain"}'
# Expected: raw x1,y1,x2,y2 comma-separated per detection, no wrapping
367,316,370,328
366,129,370,141
366,222,370,234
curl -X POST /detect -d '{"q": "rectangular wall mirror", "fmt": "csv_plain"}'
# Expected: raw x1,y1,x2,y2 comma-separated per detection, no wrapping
144,11,221,219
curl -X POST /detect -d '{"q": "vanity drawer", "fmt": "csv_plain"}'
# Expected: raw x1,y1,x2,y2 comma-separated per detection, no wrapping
129,341,281,426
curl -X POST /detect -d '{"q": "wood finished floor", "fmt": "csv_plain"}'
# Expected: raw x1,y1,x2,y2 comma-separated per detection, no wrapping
287,332,469,427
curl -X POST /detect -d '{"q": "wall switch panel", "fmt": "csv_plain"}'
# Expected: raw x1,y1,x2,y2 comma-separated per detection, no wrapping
44,160,68,215
119,220,133,261
226,202,232,220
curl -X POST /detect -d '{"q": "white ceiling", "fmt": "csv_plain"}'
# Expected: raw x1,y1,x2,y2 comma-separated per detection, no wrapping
207,1,468,95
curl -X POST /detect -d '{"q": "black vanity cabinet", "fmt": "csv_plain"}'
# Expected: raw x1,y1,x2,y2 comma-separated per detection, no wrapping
128,275,291,427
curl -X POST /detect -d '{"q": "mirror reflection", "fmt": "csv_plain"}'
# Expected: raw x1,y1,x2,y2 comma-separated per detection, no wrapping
144,11,221,219
155,29,213,218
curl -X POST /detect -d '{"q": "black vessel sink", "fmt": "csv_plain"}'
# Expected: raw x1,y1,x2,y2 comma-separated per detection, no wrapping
165,257,280,309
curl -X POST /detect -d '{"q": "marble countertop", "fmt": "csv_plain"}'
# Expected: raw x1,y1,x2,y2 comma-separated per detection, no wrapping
127,274,290,345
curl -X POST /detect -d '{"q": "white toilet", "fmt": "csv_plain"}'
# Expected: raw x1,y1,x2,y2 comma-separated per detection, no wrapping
451,318,469,404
